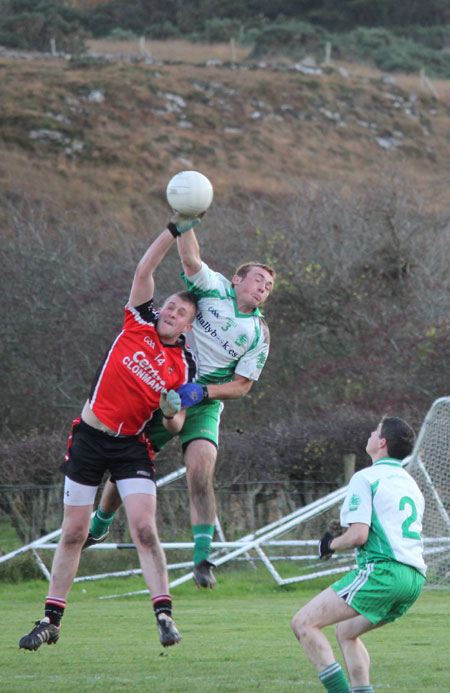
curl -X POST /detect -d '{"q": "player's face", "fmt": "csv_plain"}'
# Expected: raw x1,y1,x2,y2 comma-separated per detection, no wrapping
157,295,194,343
366,421,384,455
233,266,274,311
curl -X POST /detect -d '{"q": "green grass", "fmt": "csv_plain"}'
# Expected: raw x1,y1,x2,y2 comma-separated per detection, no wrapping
1,567,448,692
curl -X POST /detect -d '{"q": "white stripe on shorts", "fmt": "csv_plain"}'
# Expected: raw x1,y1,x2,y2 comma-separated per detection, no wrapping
336,563,374,606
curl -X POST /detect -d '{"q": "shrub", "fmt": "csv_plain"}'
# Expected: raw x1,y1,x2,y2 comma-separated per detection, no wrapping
249,20,329,60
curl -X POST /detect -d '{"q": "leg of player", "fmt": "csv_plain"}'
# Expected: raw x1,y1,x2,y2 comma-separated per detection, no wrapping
291,587,360,693
184,439,217,588
122,492,181,648
19,503,92,651
335,615,380,690
83,478,122,549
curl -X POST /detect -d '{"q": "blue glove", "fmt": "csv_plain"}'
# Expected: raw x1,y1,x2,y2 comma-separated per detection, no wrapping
176,383,209,408
159,389,181,418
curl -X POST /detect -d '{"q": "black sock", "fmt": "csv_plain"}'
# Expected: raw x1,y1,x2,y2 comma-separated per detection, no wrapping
152,595,172,618
45,597,66,626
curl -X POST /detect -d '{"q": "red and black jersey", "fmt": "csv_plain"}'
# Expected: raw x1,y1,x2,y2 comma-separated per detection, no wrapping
88,300,197,435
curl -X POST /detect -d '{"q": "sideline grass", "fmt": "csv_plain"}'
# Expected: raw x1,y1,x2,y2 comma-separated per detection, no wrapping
1,568,448,692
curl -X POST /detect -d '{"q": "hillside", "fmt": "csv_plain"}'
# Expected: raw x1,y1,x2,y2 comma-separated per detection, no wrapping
1,40,449,226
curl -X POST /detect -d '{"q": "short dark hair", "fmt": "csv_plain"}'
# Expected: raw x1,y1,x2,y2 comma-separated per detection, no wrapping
174,290,198,323
380,416,415,460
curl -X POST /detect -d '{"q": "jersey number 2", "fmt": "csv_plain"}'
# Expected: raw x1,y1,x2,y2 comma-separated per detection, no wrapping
399,496,421,540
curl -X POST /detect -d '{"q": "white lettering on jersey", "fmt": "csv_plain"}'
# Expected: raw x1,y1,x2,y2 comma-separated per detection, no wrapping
122,351,166,391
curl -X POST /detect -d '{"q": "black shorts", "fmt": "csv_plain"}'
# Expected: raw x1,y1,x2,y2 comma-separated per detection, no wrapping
62,418,155,487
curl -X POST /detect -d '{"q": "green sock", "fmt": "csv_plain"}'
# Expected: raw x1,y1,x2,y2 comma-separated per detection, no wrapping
90,506,115,539
318,663,351,693
192,524,214,565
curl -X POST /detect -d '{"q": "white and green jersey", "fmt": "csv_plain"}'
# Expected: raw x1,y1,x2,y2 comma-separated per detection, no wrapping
183,262,270,385
340,458,426,576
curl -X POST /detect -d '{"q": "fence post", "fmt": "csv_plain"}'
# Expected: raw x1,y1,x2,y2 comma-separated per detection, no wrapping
230,37,236,64
50,38,57,56
343,453,355,484
139,36,151,59
420,67,439,99
324,41,332,66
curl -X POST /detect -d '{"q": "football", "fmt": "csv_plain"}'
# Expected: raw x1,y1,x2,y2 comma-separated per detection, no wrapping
166,170,214,216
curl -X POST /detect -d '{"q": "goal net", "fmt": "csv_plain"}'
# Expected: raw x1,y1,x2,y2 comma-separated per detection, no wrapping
405,396,450,589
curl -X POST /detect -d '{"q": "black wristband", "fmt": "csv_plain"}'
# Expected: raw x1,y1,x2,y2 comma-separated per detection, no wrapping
167,222,180,238
201,385,209,399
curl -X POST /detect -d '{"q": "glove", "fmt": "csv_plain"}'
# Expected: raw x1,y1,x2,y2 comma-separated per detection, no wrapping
318,531,334,560
168,211,205,236
159,389,181,419
176,383,209,408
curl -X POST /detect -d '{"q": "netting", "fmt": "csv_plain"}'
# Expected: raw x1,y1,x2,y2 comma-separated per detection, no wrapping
405,396,450,588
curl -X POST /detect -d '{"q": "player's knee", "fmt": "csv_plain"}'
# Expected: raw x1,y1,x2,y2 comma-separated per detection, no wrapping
133,521,159,549
188,460,214,492
61,525,88,547
335,621,351,644
291,610,309,641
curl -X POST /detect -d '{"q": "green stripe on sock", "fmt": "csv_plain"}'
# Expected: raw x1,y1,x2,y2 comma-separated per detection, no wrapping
192,524,214,565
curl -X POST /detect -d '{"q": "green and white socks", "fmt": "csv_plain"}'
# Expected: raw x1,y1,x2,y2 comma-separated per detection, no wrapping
192,524,214,565
318,663,351,692
90,506,115,539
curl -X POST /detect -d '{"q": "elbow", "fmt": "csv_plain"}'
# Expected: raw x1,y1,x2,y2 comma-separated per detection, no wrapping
353,528,369,546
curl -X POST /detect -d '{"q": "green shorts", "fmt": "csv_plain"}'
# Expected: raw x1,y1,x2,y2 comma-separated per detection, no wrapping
147,399,224,452
331,560,426,624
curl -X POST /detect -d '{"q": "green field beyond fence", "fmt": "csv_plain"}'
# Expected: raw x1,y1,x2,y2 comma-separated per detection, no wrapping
1,569,448,692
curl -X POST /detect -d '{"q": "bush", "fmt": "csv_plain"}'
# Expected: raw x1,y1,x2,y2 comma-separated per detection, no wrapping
0,1,87,52
146,21,181,40
249,20,329,60
335,26,450,77
105,27,138,41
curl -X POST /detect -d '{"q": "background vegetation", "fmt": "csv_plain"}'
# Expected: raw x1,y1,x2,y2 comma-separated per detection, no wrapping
1,0,450,76
0,9,449,559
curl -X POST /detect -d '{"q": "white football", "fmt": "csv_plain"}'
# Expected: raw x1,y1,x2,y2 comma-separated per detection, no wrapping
166,170,214,216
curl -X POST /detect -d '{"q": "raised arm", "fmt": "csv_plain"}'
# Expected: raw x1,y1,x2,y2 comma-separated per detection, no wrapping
128,228,175,307
176,228,202,277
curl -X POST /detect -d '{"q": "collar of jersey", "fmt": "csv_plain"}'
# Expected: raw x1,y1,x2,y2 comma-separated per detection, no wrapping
373,457,402,467
226,286,263,318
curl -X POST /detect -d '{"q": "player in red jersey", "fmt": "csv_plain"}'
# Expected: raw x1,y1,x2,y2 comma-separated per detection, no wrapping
19,228,198,652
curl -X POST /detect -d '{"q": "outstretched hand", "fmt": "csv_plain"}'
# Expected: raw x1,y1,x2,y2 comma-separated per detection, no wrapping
159,389,182,418
176,383,209,408
170,211,206,235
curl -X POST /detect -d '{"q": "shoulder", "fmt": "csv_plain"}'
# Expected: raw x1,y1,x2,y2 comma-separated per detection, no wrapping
125,300,158,325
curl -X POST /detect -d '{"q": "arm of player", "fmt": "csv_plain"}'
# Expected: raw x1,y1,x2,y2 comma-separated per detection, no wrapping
330,523,369,552
128,229,176,307
176,229,203,277
176,374,253,408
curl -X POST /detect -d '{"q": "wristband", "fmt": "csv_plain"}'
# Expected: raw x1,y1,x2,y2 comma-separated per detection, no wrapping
201,385,209,399
167,222,180,238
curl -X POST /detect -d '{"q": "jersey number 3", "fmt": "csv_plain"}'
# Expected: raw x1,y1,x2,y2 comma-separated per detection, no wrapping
399,496,421,540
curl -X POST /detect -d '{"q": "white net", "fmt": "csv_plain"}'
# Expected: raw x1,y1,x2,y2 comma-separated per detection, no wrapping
406,397,450,588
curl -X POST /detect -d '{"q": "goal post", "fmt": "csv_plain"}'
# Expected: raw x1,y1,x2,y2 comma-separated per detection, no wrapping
405,396,450,588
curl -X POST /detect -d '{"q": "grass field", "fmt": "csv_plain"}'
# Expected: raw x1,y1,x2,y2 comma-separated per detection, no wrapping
1,567,448,692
